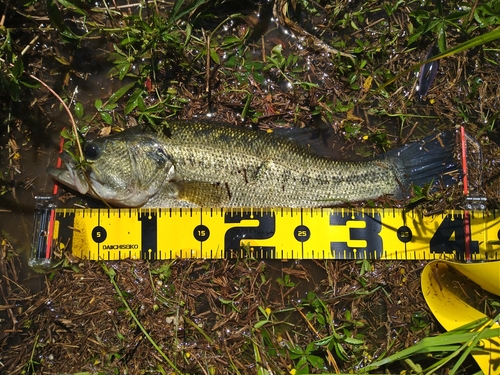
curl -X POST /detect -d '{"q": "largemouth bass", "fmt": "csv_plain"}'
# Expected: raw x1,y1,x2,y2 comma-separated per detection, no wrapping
48,120,458,207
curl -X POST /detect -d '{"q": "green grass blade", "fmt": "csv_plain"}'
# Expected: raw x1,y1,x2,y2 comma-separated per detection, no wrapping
359,317,499,373
376,27,500,93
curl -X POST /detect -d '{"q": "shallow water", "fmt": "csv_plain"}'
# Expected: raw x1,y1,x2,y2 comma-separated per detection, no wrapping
1,1,499,372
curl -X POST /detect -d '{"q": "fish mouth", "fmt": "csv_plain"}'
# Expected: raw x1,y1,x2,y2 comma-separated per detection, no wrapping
47,153,148,207
47,152,91,195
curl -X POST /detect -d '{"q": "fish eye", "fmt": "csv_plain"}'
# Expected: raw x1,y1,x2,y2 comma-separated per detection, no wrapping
84,142,101,160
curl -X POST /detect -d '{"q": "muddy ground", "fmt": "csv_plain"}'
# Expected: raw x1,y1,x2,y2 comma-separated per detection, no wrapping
1,0,500,374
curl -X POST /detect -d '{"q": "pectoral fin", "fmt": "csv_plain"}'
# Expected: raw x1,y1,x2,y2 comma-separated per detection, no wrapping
176,181,231,206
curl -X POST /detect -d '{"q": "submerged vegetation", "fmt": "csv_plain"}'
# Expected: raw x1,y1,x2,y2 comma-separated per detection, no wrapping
1,0,500,374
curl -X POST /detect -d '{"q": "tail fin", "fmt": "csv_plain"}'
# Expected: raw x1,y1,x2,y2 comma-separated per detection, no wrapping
383,131,460,198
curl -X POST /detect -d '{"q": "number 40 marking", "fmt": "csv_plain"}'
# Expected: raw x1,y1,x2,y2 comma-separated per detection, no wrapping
430,214,478,256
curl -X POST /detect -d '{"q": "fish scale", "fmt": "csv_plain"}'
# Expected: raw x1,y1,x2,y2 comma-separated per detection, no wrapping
48,120,458,208
137,121,398,206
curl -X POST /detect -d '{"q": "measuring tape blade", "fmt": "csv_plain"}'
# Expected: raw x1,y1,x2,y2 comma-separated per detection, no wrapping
30,205,500,262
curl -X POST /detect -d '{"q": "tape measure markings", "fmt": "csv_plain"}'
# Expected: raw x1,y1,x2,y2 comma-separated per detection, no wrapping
38,207,500,261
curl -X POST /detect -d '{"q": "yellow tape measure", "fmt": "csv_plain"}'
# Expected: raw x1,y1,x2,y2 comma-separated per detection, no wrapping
31,201,500,262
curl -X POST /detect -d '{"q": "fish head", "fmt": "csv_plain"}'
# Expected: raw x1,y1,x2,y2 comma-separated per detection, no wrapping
48,129,175,207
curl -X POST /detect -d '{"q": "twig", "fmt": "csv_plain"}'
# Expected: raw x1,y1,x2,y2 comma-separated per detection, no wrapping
1,49,117,206
101,263,185,375
20,35,39,56
204,29,210,94
1,0,10,27
293,304,340,373
26,73,83,161
273,0,355,61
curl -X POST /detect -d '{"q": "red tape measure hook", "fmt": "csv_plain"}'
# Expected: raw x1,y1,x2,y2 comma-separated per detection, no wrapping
460,126,487,262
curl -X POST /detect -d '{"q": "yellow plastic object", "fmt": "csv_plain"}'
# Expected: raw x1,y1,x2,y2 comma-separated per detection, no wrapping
421,260,500,374
36,207,500,260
